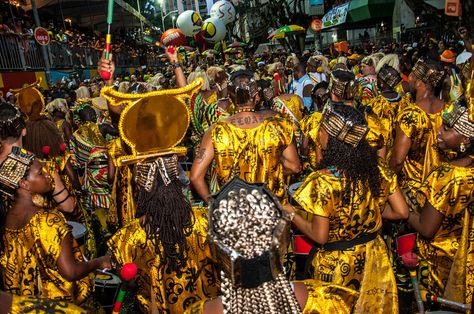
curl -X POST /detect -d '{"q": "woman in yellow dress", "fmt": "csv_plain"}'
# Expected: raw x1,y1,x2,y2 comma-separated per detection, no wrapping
0,147,110,309
107,154,220,313
408,103,474,306
282,103,409,313
390,58,448,211
190,70,301,204
104,77,220,313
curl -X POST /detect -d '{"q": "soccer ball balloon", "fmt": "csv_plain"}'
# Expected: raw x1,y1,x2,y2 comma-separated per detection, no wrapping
210,0,236,25
201,17,226,43
176,10,203,37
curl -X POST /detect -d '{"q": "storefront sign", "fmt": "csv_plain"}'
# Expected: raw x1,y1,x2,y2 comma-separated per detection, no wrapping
322,3,350,29
310,19,323,32
34,27,50,46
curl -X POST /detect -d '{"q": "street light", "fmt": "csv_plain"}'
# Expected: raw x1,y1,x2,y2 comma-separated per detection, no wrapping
172,15,176,28
157,0,178,31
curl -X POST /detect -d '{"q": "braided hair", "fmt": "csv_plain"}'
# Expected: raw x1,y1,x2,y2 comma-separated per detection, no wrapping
0,102,26,142
212,187,301,314
135,171,194,275
23,119,64,159
317,104,382,205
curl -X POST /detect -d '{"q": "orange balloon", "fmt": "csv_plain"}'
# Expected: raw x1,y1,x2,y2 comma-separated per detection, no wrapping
160,29,187,47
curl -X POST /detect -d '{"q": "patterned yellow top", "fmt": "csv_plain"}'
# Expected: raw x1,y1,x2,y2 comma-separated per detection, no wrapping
368,94,410,151
107,207,220,313
293,166,397,242
292,167,399,313
10,295,86,313
300,112,322,169
211,116,294,201
365,112,389,151
0,210,92,305
417,163,474,303
396,102,447,208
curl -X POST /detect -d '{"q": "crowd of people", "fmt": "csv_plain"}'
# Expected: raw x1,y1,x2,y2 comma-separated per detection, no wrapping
0,20,473,314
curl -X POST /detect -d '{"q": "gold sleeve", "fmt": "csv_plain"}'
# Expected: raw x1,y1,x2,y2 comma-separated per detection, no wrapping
418,164,455,216
300,112,322,148
293,172,331,217
396,106,421,139
366,113,388,150
37,211,72,265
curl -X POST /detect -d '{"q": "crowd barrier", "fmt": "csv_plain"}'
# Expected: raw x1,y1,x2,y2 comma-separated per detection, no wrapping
0,33,161,71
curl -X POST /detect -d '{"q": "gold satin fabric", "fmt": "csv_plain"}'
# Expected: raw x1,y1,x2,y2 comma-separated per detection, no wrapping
395,102,447,210
417,162,474,305
107,207,220,313
0,210,93,306
292,166,399,313
300,112,322,170
365,112,389,152
368,94,411,154
11,295,86,313
107,138,136,226
211,116,294,202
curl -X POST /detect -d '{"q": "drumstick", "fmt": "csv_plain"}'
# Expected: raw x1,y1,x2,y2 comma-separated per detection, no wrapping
401,253,424,314
426,293,471,311
100,0,114,80
112,263,137,314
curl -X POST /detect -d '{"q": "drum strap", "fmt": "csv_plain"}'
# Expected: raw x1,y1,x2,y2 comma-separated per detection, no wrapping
304,232,378,278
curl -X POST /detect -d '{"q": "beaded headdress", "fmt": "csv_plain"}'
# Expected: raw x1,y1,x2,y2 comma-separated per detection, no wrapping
377,64,402,90
412,59,445,88
0,147,35,197
135,155,180,191
328,70,357,100
321,103,369,147
101,78,203,166
209,177,290,289
11,79,45,121
442,103,474,139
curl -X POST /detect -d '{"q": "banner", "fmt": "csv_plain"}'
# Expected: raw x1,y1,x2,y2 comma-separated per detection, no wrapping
310,0,323,5
322,3,350,29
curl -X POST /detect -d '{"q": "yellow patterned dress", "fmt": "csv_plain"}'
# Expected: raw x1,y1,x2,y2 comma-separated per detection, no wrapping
395,102,447,210
416,162,474,305
107,207,220,313
10,295,86,313
300,112,322,170
369,94,411,156
211,116,294,202
0,210,93,306
292,166,399,313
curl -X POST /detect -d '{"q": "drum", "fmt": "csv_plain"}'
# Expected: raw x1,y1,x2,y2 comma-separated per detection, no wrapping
396,233,417,256
292,234,315,255
67,221,87,254
288,182,303,206
94,271,121,309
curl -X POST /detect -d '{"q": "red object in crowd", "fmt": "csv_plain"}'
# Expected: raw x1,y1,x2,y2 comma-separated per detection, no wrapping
101,71,111,80
167,46,175,55
120,263,137,282
42,145,51,155
161,29,186,47
59,143,67,153
396,233,417,256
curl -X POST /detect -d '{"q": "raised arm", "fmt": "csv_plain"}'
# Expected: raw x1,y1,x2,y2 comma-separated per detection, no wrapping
190,129,215,204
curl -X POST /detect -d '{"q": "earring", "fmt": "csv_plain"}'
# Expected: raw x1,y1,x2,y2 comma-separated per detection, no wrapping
32,193,46,208
460,142,466,153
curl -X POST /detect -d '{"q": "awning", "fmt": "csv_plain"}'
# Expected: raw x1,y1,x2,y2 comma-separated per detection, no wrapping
348,0,395,22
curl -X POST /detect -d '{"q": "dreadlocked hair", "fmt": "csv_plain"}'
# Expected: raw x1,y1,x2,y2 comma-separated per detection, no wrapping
0,102,26,142
23,119,64,159
135,175,194,275
213,188,301,314
317,104,382,205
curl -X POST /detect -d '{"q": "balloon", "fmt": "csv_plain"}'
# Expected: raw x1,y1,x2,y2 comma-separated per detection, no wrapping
210,0,236,25
160,28,186,47
177,10,203,37
201,17,226,43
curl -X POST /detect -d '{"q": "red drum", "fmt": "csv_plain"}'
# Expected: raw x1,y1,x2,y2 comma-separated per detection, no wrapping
396,233,417,256
292,234,315,255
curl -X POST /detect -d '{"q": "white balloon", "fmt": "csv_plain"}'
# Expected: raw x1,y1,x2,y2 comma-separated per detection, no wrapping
176,10,203,37
210,0,236,25
201,17,226,43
